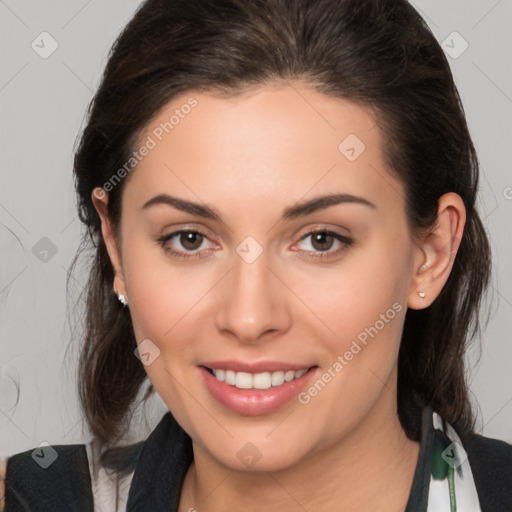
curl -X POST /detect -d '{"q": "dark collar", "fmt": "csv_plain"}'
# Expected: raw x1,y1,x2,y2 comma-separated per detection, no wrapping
126,411,193,511
404,404,434,511
126,406,434,511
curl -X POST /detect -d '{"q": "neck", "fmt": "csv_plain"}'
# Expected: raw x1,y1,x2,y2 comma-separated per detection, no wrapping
179,377,420,512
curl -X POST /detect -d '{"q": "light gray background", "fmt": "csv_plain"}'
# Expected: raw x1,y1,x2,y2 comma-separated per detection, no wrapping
1,0,511,458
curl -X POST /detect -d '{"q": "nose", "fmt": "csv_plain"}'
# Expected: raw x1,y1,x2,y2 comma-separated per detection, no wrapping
214,247,292,344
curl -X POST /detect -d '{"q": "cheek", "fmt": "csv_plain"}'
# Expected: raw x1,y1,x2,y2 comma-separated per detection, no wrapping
120,236,197,344
120,237,226,379
292,240,407,345
296,237,410,406
120,242,207,414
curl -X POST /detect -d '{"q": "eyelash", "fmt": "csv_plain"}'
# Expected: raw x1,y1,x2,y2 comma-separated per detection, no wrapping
157,228,353,261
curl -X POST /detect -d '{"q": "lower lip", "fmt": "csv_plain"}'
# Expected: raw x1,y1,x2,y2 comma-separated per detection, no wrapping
199,366,317,416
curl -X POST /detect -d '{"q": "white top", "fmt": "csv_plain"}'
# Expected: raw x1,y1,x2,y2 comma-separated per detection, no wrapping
85,438,135,512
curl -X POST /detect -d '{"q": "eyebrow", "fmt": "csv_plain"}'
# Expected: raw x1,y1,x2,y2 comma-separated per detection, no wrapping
141,192,376,221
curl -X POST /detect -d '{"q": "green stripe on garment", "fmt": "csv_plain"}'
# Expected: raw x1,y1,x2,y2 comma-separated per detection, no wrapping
431,429,451,480
448,464,457,512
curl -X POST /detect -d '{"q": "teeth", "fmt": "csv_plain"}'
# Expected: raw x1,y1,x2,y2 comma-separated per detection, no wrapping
212,368,308,389
225,370,236,385
271,371,284,387
284,370,295,382
235,372,253,389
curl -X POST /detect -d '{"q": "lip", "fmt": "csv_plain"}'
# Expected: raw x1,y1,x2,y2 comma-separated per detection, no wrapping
199,360,312,373
199,364,317,416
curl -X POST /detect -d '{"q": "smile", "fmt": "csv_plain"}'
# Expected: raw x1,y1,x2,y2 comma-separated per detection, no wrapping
199,364,317,415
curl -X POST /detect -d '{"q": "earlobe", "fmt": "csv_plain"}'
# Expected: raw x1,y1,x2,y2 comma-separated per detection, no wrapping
407,192,466,310
91,187,127,298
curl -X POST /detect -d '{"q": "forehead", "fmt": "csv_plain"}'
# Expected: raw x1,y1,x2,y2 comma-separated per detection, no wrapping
123,83,404,217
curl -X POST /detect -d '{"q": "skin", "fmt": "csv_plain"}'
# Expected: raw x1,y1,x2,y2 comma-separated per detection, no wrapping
92,81,466,512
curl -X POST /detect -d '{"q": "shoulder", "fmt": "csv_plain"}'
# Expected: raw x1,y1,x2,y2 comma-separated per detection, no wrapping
2,443,94,511
463,430,512,458
461,429,512,468
461,430,512,471
2,439,144,512
459,430,512,511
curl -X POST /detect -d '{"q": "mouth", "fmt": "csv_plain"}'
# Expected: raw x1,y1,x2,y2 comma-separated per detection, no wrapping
202,367,311,390
198,363,318,415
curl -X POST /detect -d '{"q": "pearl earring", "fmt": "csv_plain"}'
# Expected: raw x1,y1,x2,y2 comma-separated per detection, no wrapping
116,290,128,307
418,291,426,298
419,262,430,272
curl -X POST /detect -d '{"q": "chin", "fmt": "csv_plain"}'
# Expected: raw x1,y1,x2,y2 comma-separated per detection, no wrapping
199,429,312,473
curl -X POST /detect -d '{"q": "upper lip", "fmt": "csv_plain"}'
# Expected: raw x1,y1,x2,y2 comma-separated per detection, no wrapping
200,360,314,373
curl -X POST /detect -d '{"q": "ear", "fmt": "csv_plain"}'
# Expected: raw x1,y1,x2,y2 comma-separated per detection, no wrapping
91,187,127,299
407,192,466,310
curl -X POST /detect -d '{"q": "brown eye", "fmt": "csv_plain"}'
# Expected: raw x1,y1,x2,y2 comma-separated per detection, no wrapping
295,229,353,261
310,231,335,251
179,231,204,250
157,229,215,260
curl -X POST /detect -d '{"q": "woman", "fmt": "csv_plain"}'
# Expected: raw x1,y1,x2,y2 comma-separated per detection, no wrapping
2,0,511,510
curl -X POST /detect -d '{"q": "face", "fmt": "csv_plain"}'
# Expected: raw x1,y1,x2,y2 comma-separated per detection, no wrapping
97,82,425,471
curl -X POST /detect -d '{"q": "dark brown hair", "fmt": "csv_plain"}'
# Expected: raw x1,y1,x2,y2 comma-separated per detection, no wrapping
69,0,491,456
